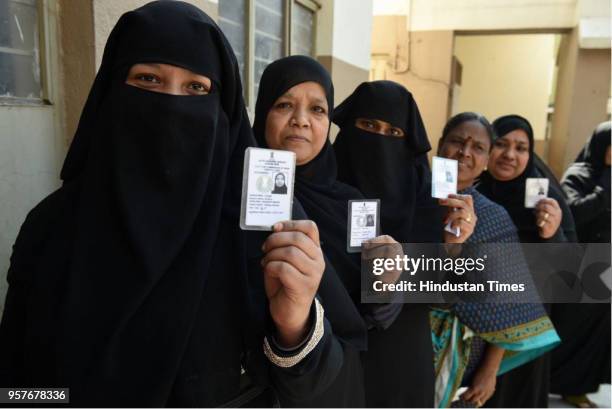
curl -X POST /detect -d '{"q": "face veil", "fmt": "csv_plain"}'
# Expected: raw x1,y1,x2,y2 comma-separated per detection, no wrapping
13,1,255,405
332,81,441,243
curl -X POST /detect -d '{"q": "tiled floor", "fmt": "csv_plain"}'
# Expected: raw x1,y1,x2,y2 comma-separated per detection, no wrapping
549,384,612,408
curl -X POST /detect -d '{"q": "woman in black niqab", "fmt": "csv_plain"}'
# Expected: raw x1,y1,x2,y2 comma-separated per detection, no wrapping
331,81,449,408
1,2,253,405
0,2,341,406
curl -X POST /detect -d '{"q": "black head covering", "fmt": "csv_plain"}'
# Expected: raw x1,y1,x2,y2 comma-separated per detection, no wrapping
332,80,441,243
575,121,611,172
253,55,367,348
478,115,575,242
19,2,254,404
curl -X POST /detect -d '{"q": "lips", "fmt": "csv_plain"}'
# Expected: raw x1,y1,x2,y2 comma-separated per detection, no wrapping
285,135,309,143
496,161,515,171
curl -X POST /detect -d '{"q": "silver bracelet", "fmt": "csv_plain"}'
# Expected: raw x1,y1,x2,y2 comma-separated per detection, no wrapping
263,298,325,368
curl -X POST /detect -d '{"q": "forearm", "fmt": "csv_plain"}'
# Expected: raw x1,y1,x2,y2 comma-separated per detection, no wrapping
479,343,505,375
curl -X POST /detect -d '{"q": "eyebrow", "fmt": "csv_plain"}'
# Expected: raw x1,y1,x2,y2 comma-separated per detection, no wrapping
135,63,162,69
279,92,327,105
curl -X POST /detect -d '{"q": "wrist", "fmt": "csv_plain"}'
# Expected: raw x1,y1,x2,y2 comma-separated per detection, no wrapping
273,307,311,348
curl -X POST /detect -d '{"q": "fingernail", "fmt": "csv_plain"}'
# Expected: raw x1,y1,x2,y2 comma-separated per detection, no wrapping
273,223,282,231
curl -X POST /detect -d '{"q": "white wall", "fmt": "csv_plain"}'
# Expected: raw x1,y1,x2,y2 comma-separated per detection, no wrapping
0,108,63,315
373,0,409,16
373,0,580,31
453,34,557,140
317,0,373,70
0,1,64,315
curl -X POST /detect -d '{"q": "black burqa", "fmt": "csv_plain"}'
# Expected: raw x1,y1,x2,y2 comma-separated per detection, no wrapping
561,121,611,243
332,81,442,407
1,2,259,406
253,55,367,407
477,115,577,408
551,122,611,397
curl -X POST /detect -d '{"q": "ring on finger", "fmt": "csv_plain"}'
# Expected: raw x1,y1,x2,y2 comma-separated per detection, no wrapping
466,214,472,223
544,212,549,220
538,219,546,227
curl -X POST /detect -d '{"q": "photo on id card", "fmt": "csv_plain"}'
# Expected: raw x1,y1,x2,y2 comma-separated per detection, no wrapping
431,156,458,199
524,178,549,208
347,199,380,253
240,147,295,230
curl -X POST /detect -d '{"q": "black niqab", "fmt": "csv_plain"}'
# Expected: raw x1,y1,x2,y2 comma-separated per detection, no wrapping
332,80,441,243
4,2,254,405
331,81,438,408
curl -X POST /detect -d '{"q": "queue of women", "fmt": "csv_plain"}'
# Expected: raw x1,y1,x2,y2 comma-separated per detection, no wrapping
0,2,609,408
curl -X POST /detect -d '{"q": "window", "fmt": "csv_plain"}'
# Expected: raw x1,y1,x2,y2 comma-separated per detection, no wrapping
219,0,319,108
0,0,43,104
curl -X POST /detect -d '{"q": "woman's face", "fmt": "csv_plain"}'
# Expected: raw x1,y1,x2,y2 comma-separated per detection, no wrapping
275,174,285,187
487,129,530,181
265,81,329,165
438,120,490,189
125,63,212,96
354,118,405,138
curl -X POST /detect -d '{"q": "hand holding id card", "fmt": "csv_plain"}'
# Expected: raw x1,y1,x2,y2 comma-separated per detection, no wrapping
347,200,380,253
240,148,295,230
431,156,460,237
525,178,549,208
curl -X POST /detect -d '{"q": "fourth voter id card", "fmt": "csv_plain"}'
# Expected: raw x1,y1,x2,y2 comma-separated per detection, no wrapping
431,156,460,237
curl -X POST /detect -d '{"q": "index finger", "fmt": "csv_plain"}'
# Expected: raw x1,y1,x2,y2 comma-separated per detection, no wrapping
448,193,473,206
273,220,320,246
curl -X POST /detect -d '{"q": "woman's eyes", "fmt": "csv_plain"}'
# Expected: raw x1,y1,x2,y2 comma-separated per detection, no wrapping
187,82,210,94
275,102,292,110
312,105,326,114
135,74,160,84
389,128,402,136
361,121,376,129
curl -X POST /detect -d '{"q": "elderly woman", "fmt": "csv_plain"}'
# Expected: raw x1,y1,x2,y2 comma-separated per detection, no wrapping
434,112,559,408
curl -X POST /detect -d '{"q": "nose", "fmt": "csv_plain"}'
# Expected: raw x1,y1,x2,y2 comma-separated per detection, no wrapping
291,106,310,128
501,147,515,160
460,143,472,158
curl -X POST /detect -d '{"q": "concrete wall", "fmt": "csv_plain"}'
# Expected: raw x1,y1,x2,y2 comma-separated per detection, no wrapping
453,34,557,142
370,15,454,155
92,0,218,69
549,27,611,177
374,0,578,30
317,0,372,109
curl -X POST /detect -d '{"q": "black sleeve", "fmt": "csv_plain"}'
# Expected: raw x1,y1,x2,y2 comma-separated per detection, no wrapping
0,276,28,386
267,310,344,402
0,208,44,386
562,172,609,228
0,185,71,387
